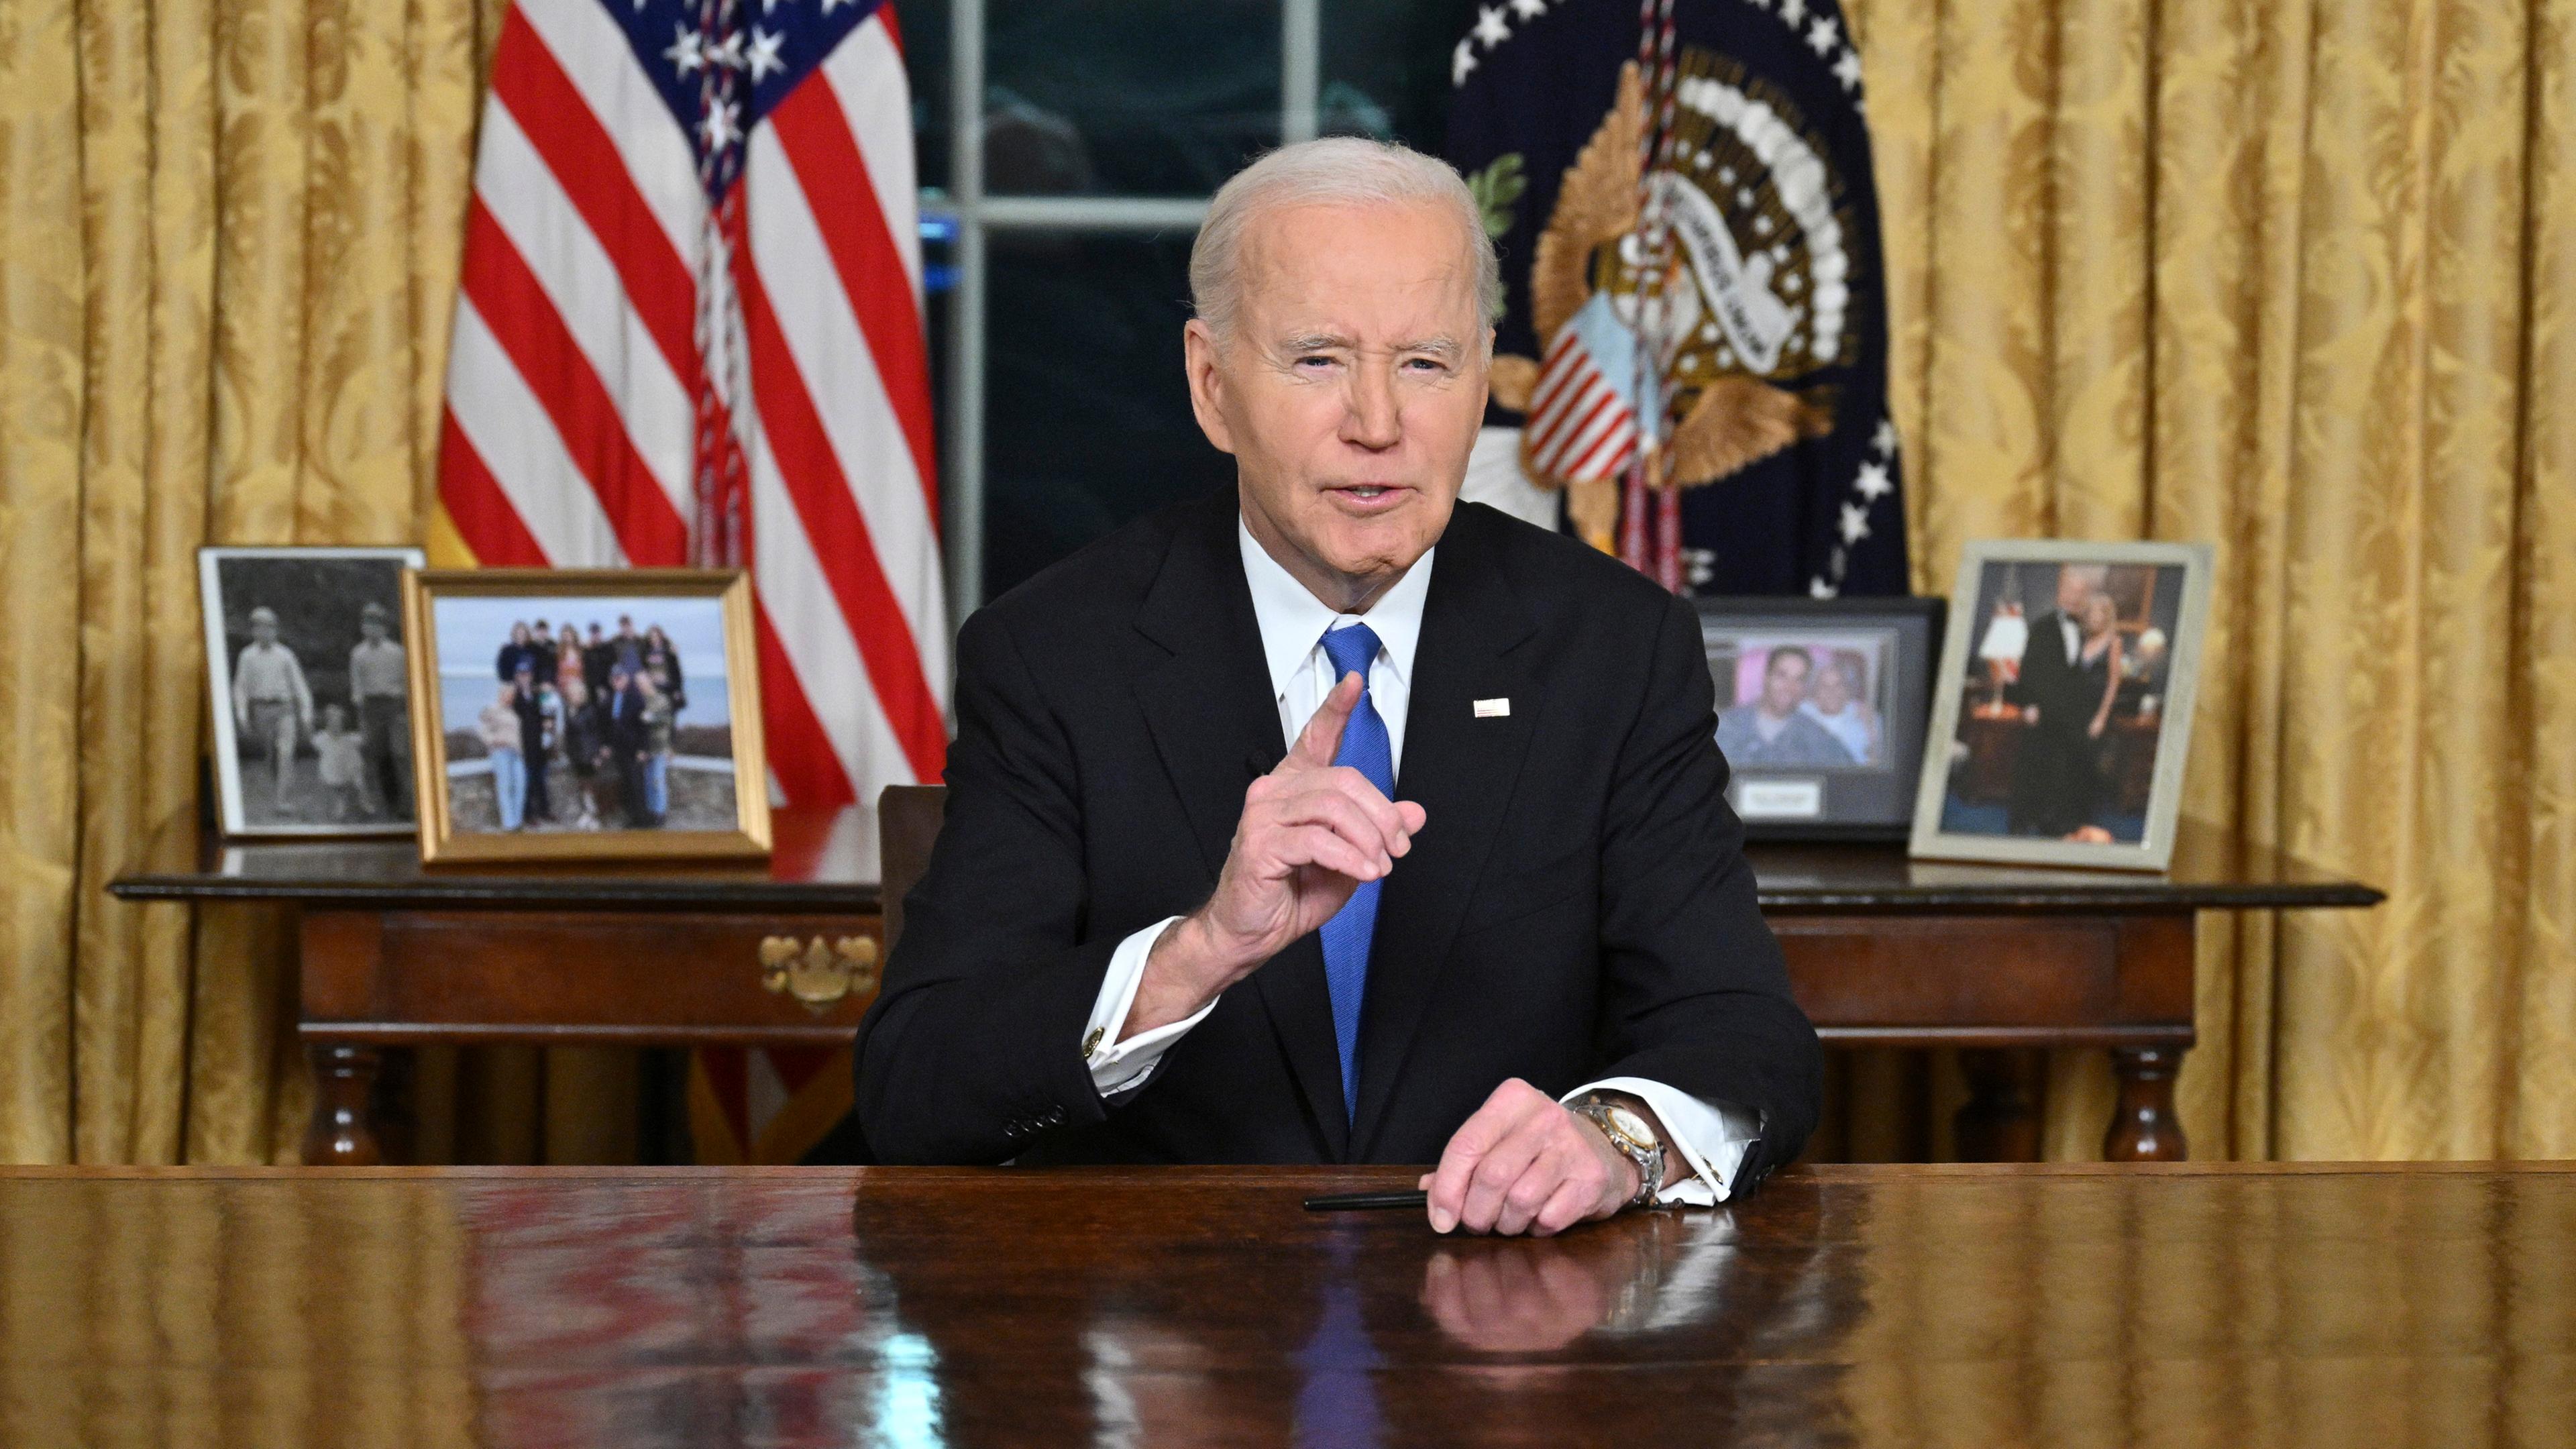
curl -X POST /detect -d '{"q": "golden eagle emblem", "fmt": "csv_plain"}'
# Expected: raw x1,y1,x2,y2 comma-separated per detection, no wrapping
1491,57,1845,550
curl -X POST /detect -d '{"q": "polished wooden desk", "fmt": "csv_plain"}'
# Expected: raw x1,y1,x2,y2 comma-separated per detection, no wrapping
109,810,2379,1166
0,1163,2563,1447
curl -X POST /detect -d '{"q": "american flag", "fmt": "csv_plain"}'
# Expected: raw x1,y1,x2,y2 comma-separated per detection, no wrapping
1520,292,1643,487
435,0,943,1159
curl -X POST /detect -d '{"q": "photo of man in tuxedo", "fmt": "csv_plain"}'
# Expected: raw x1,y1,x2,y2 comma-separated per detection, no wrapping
2006,564,2111,837
855,139,1819,1236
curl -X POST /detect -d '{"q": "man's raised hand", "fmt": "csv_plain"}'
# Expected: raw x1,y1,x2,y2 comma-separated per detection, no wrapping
1123,671,1428,1038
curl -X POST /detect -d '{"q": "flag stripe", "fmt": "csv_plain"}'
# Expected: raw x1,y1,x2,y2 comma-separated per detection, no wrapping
487,12,699,384
767,74,938,521
743,124,946,669
1534,385,1617,466
460,199,690,566
753,598,859,808
820,17,924,307
445,300,629,566
474,101,694,524
513,0,703,259
438,411,551,567
751,425,920,798
737,261,947,783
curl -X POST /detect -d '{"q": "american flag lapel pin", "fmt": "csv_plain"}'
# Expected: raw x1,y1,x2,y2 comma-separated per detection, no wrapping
1473,698,1511,718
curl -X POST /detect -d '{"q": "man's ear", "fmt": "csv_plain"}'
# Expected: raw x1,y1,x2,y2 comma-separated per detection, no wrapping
1182,319,1236,455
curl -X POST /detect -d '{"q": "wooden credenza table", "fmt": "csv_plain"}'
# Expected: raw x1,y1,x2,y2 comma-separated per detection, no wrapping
0,1163,2565,1446
109,809,2379,1166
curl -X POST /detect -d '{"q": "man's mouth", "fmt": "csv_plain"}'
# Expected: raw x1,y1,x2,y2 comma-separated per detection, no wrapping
1328,484,1408,510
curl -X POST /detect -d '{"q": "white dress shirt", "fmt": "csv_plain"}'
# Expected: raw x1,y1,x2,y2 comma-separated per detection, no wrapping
1075,521,1759,1204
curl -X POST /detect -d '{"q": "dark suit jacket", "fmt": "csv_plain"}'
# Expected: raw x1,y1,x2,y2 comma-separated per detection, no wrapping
854,490,1820,1179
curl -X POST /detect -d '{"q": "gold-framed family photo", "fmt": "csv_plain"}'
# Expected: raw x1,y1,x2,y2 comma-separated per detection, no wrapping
402,569,771,863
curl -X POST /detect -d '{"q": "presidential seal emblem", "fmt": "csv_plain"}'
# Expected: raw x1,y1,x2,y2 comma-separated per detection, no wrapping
1491,56,1847,551
1448,0,1907,598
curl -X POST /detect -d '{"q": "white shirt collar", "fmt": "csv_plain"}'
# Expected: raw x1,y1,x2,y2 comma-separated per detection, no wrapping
1236,517,1432,700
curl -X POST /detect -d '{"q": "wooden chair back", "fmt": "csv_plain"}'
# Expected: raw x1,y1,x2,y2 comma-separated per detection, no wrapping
876,784,949,958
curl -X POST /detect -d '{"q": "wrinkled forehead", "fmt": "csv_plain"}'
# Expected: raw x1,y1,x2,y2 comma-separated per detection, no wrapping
1234,200,1483,343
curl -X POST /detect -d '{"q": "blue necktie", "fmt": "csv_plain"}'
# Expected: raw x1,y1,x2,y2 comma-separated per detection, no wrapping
1317,623,1393,1124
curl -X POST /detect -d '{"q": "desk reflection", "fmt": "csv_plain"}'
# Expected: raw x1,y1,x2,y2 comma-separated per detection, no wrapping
1,1166,2568,1448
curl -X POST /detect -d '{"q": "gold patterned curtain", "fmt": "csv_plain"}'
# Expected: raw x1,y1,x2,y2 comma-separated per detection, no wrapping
0,0,495,1163
1845,0,2575,1160
0,0,2568,1165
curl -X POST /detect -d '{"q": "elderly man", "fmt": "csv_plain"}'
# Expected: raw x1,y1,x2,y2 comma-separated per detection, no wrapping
856,138,1819,1236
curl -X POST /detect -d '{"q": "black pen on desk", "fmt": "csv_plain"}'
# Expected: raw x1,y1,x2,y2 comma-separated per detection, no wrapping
1302,1189,1429,1212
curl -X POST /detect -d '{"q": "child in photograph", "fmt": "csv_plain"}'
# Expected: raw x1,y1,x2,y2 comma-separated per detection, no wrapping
231,605,314,814
313,704,370,820
480,682,527,831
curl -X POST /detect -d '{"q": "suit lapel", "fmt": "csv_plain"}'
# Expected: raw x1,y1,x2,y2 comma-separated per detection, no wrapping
1351,508,1540,1157
1130,492,1350,1158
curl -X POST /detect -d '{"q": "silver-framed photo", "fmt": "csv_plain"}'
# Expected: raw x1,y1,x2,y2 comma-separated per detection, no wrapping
1910,539,2214,871
1698,596,1945,841
199,545,427,839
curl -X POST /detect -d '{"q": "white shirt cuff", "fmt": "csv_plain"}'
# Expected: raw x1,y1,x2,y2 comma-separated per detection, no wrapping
1082,916,1217,1095
1562,1076,1760,1205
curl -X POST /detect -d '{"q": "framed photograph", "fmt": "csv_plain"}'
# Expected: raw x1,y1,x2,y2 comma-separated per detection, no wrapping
1910,540,2214,871
200,546,427,839
402,568,771,863
1697,596,1945,841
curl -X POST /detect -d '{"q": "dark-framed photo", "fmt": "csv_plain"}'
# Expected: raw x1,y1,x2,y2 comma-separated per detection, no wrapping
1697,596,1945,840
1911,540,2214,871
199,545,427,839
402,568,771,864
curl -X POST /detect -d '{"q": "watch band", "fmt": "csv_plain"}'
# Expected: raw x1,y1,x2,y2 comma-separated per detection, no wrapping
1571,1095,1665,1210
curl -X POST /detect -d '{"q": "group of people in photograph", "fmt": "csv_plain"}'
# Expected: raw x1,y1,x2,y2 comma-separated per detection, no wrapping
229,600,411,822
473,614,687,832
1714,645,1884,769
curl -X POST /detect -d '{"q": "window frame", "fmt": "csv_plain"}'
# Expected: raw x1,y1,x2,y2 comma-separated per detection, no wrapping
921,0,1322,615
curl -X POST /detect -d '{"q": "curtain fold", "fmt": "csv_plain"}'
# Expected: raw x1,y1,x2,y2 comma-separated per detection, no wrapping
1849,0,2576,1161
0,0,494,1164
0,0,2566,1163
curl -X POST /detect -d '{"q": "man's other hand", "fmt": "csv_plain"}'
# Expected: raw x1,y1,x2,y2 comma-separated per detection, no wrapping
1125,670,1428,1036
1419,1079,1638,1236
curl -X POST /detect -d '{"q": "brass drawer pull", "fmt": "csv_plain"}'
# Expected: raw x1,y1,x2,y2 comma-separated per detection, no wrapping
758,934,880,1013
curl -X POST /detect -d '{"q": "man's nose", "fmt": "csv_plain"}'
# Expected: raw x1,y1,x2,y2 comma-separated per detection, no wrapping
1340,360,1403,450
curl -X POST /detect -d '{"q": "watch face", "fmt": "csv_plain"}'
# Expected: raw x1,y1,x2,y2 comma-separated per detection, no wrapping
1606,1106,1653,1146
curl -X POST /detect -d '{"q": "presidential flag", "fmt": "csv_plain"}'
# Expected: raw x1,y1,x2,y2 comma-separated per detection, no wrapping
433,0,942,1161
1448,0,1907,598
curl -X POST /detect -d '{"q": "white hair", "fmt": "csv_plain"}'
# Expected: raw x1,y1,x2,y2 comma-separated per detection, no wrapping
1189,137,1501,344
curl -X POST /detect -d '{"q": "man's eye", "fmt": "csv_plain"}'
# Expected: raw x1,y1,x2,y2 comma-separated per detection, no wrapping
1295,355,1336,368
1403,358,1447,373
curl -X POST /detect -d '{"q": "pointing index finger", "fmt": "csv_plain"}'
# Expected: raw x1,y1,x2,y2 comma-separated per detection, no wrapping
1283,669,1364,771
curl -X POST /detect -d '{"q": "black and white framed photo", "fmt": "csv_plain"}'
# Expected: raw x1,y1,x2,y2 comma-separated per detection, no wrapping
1911,539,2214,871
1696,596,1945,840
199,545,427,839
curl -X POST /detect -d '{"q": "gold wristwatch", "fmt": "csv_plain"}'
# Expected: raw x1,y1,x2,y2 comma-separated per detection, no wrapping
1570,1093,1666,1210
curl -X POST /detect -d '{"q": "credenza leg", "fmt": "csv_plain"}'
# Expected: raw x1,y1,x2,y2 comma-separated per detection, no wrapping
1955,1049,2041,1162
303,1042,384,1167
2104,1046,2188,1162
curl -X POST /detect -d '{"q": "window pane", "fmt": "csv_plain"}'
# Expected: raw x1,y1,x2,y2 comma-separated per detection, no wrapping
985,1,1281,195
982,233,1234,601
